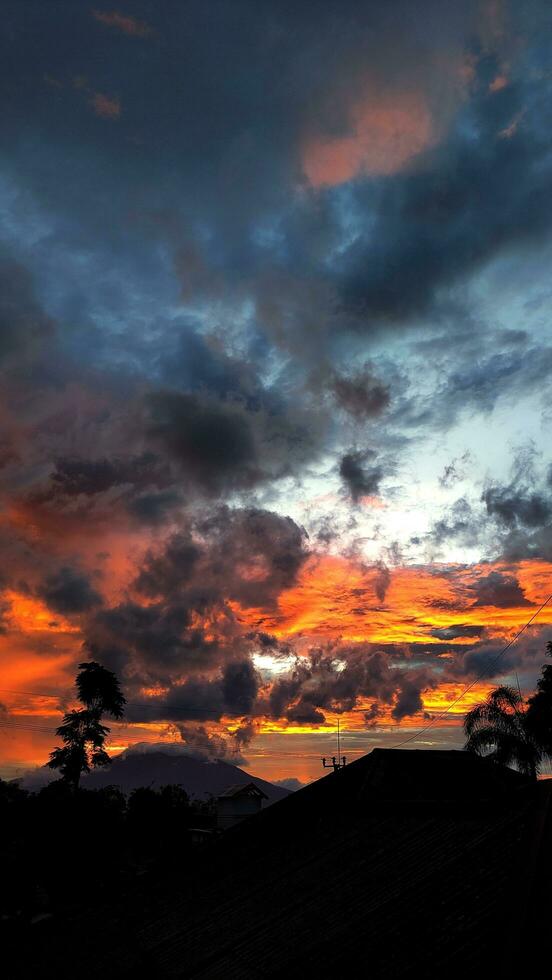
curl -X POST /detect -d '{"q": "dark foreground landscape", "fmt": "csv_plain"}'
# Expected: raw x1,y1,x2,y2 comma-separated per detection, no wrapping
5,748,551,979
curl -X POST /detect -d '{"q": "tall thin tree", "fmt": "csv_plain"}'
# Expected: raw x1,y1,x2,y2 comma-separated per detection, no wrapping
48,661,126,789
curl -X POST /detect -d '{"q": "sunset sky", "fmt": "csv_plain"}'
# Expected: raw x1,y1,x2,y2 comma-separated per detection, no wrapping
2,1,552,785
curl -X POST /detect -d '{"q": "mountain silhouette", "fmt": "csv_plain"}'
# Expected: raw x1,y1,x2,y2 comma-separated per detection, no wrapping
83,748,290,803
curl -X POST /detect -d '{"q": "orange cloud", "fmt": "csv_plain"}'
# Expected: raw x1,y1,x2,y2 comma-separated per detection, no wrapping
302,91,436,187
2,551,552,778
230,554,552,645
90,92,121,119
4,591,80,635
92,9,152,38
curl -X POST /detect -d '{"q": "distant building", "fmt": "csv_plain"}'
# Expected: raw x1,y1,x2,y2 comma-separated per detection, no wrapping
216,782,268,830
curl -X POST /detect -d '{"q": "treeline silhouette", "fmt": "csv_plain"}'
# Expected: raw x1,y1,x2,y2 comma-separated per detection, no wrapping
1,776,214,929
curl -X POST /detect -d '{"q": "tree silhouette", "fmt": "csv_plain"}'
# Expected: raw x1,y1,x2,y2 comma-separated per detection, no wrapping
463,685,542,780
525,641,552,755
47,661,126,789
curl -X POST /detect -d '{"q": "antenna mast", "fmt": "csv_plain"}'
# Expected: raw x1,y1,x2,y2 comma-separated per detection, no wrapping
321,717,347,772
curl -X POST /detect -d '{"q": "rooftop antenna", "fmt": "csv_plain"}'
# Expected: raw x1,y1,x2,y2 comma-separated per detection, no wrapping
322,717,347,772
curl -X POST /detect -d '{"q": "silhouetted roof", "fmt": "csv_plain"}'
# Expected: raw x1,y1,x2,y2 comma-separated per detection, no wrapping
32,749,552,979
216,782,268,800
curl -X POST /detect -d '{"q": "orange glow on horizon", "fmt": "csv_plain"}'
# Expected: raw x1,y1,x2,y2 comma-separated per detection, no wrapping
2,554,552,780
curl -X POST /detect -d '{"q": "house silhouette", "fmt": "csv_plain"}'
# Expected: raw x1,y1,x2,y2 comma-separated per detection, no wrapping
216,781,268,829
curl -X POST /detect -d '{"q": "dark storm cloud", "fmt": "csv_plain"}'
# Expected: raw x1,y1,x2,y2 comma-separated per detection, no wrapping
483,484,552,528
124,659,259,724
427,453,552,562
340,451,383,503
85,597,222,686
499,526,552,563
126,488,183,524
48,453,166,497
390,676,425,722
135,508,307,608
265,648,434,725
147,368,323,496
1,1,549,490
476,457,552,561
470,571,531,608
446,624,552,686
84,506,307,688
287,701,326,725
159,329,261,406
191,507,308,608
37,566,102,615
133,532,200,597
222,660,259,716
148,391,260,494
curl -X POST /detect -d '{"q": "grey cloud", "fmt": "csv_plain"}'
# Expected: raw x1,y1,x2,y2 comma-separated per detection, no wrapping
439,451,471,489
84,506,307,690
49,453,166,498
149,391,260,495
430,624,485,641
126,488,183,525
483,485,552,528
470,571,531,609
330,367,390,419
148,384,322,497
266,648,431,725
175,724,247,765
125,659,259,725
85,599,220,685
134,532,200,597
391,676,426,721
286,701,327,725
37,566,102,615
221,660,259,716
340,450,383,503
427,497,482,551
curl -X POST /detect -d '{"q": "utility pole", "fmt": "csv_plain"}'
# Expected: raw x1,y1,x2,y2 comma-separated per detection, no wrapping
322,718,347,772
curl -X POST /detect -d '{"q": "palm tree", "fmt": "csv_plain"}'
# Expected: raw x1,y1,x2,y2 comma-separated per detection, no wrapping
463,685,542,780
47,662,126,789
